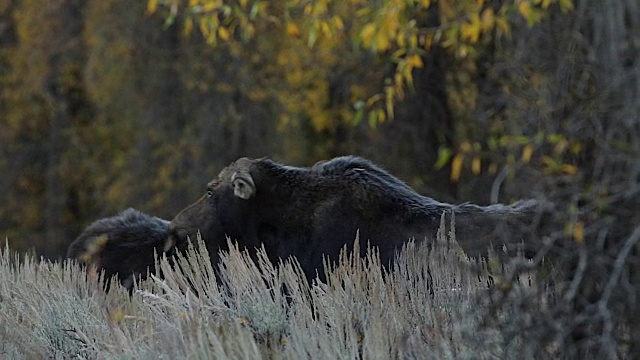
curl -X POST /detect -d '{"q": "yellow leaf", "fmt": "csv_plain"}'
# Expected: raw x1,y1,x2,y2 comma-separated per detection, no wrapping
218,27,230,41
286,22,300,37
394,72,404,96
406,54,423,68
460,141,472,152
450,154,464,182
360,23,377,47
366,93,383,108
441,27,458,49
541,0,552,8
481,8,495,32
570,141,582,154
355,7,372,17
554,139,568,154
377,109,386,123
559,0,574,12
421,33,434,49
561,164,578,174
540,155,555,168
521,144,533,163
421,0,431,7
460,13,481,43
246,23,256,38
375,32,391,51
257,2,269,14
405,33,415,48
573,221,584,244
147,0,158,14
518,2,531,19
183,18,194,36
385,86,394,119
321,22,332,38
310,1,328,16
199,19,211,38
397,32,406,48
472,157,481,175
202,2,220,12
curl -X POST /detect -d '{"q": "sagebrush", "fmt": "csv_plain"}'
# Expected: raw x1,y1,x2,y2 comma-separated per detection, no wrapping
0,222,616,359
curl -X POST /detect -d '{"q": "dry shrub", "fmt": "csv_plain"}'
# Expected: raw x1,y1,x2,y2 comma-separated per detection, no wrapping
0,220,567,358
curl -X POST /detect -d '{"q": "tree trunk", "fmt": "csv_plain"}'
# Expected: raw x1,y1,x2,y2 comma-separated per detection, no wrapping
42,1,85,258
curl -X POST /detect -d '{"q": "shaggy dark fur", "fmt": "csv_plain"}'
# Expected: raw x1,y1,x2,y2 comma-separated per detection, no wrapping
67,208,171,290
168,156,538,283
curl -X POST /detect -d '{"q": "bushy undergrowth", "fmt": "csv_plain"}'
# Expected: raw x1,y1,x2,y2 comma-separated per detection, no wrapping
2,223,553,359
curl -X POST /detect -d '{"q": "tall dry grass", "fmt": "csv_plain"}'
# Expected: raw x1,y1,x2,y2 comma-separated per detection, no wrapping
1,221,548,359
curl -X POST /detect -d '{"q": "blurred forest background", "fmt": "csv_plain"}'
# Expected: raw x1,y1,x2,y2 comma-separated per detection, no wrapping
0,0,637,260
0,0,638,355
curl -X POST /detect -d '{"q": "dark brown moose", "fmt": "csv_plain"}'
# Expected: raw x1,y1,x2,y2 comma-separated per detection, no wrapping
67,208,171,290
168,156,537,283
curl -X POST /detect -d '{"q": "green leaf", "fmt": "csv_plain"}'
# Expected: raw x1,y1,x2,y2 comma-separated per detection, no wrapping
368,110,378,128
434,147,453,170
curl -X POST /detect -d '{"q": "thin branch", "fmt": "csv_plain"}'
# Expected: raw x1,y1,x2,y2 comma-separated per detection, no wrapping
563,245,588,303
600,226,640,305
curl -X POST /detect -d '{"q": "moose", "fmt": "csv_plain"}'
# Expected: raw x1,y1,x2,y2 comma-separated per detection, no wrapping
67,208,172,290
167,156,538,283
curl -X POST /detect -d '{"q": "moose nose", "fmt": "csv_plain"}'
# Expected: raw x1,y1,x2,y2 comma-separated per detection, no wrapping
164,226,189,252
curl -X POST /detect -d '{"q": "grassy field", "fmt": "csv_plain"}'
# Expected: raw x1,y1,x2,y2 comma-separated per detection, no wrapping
0,224,552,359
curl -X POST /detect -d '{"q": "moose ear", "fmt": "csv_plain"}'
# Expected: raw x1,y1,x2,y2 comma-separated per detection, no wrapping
231,171,255,200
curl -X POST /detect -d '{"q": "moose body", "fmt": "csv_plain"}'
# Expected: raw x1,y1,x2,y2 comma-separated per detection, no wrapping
67,208,171,290
168,156,536,282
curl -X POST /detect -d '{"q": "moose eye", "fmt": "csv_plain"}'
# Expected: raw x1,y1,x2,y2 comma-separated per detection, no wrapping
206,189,214,198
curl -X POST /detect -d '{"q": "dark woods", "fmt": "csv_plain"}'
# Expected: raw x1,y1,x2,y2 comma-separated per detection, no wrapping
1,0,637,357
